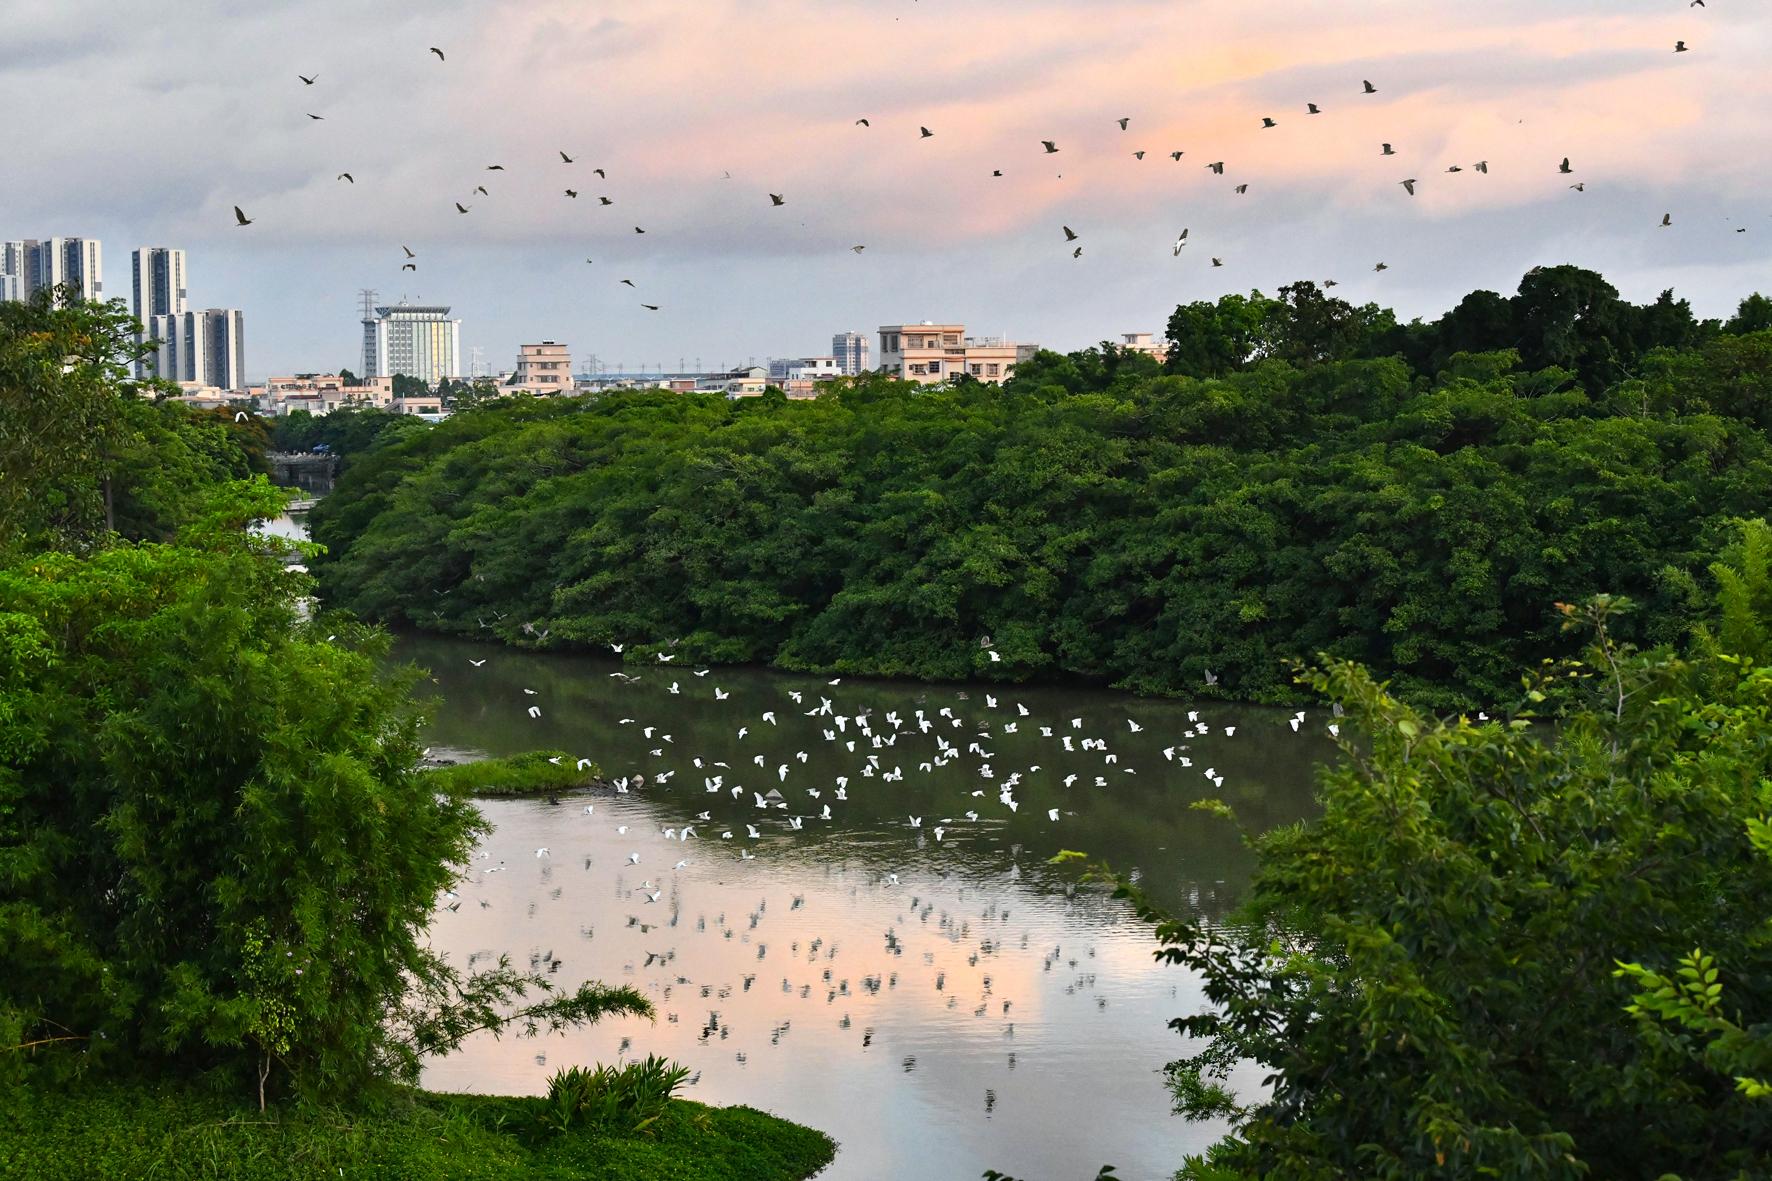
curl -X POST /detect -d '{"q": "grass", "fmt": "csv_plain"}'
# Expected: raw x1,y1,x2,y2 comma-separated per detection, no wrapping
420,749,601,797
0,1080,837,1180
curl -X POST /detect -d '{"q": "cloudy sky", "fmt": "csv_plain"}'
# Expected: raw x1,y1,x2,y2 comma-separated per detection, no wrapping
7,0,1769,379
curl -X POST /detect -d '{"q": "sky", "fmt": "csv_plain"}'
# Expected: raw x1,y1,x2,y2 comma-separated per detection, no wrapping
6,0,1770,380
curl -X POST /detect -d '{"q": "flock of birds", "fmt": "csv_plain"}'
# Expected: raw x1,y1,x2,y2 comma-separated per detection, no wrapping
225,5,1722,315
428,640,1373,1131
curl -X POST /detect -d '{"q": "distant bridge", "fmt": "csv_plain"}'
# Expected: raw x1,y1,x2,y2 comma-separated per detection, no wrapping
268,451,338,491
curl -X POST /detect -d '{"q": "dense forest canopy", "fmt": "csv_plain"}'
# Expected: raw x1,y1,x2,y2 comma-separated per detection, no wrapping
307,266,1772,707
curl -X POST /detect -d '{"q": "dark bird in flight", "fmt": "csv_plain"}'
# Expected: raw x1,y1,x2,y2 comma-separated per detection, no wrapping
1261,117,1277,128
430,47,446,61
856,118,870,126
1211,257,1224,267
307,113,324,120
402,263,416,271
1206,161,1224,173
1374,261,1389,272
1445,165,1462,173
991,169,1003,176
402,245,415,258
1661,213,1672,226
1307,102,1321,114
770,193,785,206
560,151,574,163
1570,182,1586,191
851,245,866,253
1474,160,1489,173
1072,246,1082,259
641,303,660,311
1362,79,1377,94
1674,40,1689,52
1381,143,1396,155
1559,156,1573,173
1062,226,1078,241
634,226,646,233
486,164,505,171
299,74,317,85
233,205,253,227
594,168,606,178
1235,183,1249,193
621,279,635,286
565,189,578,197
599,196,613,205
337,172,354,183
1133,150,1145,159
1323,279,1339,287
455,202,470,213
1170,151,1184,161
474,185,488,195
1041,140,1059,153
1172,228,1188,255
1117,117,1129,130
919,126,933,138
1400,178,1417,195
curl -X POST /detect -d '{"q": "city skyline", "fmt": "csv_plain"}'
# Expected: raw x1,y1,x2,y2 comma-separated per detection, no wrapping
5,0,1770,378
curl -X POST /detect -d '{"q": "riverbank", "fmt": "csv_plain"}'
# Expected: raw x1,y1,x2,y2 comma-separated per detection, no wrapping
0,1081,837,1181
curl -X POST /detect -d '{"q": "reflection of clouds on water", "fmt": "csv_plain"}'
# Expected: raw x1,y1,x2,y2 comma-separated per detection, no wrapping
406,634,1326,1180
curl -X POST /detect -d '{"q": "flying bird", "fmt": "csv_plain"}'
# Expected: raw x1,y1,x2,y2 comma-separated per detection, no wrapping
634,226,646,233
1041,140,1059,153
455,202,470,213
1172,229,1188,256
919,126,933,138
641,303,660,311
565,189,577,197
1559,157,1573,174
402,263,416,271
851,245,866,253
1400,178,1417,195
1261,117,1277,128
486,164,505,171
1674,40,1689,52
1116,117,1129,130
1211,257,1224,267
1072,246,1082,259
337,172,354,183
1169,151,1184,161
1362,79,1377,93
1474,160,1489,173
1570,182,1586,191
233,205,253,227
1133,150,1145,160
991,169,1003,176
1234,183,1249,194
1062,226,1078,241
599,196,613,205
1374,261,1390,272
474,185,488,195
856,118,870,126
430,47,446,60
1207,161,1224,174
402,245,415,258
1381,143,1396,156
560,151,574,163
1445,165,1463,173
298,73,317,85
594,168,606,178
620,278,636,287
770,193,784,206
1661,213,1672,227
306,113,324,120
1307,102,1321,114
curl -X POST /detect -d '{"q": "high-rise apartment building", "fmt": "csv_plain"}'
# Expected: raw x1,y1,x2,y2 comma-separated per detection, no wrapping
131,248,189,376
361,303,462,384
146,308,246,391
31,237,103,303
0,241,33,302
831,331,868,376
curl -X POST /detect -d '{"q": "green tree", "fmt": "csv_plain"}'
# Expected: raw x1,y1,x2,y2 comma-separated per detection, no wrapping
1163,292,1277,378
1727,294,1772,335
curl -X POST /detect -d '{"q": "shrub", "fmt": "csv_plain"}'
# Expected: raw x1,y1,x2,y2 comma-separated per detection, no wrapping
538,1056,693,1137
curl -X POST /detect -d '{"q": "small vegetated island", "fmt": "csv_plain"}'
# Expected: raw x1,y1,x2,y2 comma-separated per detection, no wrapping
0,294,835,1180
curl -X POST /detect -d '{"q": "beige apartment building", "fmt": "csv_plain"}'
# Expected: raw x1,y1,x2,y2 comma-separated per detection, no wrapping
876,322,1034,385
514,341,571,394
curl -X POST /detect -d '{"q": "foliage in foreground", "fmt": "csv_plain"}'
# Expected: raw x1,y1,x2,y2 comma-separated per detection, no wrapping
537,1055,693,1137
0,1080,836,1181
1118,531,1772,1179
421,749,602,797
309,267,1772,707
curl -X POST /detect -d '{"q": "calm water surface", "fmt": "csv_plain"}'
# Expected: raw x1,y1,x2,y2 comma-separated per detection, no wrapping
397,633,1331,1180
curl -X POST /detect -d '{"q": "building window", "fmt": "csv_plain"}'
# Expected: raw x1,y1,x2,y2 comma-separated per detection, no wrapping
969,363,982,374
987,364,1000,376
927,361,940,375
909,364,925,374
944,335,959,346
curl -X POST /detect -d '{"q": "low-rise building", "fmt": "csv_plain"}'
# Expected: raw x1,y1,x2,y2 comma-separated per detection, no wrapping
1119,332,1168,364
514,341,571,394
877,322,1033,385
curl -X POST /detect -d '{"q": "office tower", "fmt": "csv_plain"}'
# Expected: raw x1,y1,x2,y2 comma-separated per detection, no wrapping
0,240,33,302
361,302,462,384
831,331,868,376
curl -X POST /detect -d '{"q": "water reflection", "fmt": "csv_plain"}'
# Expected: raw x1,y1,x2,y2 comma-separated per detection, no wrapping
405,634,1327,1180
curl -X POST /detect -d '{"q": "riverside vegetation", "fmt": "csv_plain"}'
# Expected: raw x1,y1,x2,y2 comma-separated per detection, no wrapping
0,291,835,1180
307,266,1772,709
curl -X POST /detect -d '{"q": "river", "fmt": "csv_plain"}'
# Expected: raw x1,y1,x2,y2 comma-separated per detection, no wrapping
399,630,1330,1180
